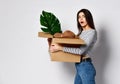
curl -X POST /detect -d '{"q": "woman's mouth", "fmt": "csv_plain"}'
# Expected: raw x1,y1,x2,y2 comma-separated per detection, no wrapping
80,21,84,24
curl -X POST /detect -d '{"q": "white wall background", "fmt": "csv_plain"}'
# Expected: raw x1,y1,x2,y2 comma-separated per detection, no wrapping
0,0,120,84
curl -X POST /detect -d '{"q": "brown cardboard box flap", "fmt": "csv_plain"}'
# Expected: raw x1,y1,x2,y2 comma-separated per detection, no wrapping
38,32,53,38
52,38,85,45
50,51,81,62
38,32,85,45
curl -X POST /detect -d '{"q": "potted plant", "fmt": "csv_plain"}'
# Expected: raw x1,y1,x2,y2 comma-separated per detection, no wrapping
40,10,62,35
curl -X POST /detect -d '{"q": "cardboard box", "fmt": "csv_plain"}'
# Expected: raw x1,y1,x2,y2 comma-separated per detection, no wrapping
38,32,85,62
50,51,80,62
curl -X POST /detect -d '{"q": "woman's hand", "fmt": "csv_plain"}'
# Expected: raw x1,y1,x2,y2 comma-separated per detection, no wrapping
49,43,63,52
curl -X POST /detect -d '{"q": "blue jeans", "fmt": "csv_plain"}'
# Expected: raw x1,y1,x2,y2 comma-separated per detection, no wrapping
74,60,96,84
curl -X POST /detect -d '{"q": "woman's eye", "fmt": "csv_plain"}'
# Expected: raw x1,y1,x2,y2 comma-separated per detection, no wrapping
79,16,85,19
82,15,85,18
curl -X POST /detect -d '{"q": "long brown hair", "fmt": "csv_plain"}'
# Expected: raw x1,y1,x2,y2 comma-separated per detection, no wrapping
77,9,95,36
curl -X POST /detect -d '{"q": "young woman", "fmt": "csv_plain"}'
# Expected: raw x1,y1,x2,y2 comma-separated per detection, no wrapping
49,9,97,84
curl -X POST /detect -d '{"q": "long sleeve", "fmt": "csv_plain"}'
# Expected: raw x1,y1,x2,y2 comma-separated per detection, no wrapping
63,29,97,55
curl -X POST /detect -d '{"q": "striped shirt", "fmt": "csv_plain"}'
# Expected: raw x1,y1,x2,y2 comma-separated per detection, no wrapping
63,29,97,56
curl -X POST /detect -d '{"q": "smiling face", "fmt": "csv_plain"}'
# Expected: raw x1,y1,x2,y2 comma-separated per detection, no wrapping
78,12,89,29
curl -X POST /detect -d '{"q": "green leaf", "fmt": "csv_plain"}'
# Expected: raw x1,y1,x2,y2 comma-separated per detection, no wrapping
40,15,48,27
40,10,62,35
41,28,49,32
